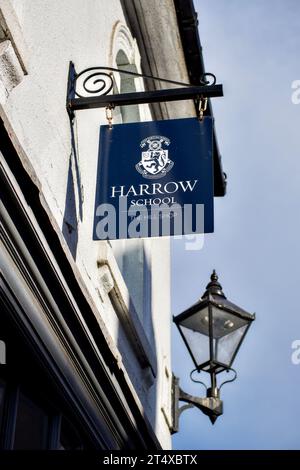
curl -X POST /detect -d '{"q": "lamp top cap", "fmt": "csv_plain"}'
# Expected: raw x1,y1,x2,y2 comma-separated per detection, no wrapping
202,270,226,299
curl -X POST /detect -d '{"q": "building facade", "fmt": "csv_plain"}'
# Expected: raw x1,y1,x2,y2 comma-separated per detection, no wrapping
0,0,225,450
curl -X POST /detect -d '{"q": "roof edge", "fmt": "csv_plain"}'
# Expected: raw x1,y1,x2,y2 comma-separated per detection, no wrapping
173,0,227,196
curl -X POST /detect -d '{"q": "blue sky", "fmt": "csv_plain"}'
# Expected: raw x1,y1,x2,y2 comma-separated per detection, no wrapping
172,0,300,450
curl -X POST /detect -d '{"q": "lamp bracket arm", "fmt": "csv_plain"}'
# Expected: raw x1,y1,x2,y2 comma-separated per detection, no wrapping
171,376,223,433
178,403,194,417
179,387,223,415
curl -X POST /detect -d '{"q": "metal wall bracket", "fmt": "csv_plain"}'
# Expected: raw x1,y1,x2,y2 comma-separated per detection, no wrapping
171,375,223,433
66,62,223,120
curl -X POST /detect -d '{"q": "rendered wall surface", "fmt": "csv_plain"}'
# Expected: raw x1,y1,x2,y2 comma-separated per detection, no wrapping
0,0,194,449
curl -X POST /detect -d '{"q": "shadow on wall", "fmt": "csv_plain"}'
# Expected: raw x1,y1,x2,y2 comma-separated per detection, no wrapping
62,119,83,259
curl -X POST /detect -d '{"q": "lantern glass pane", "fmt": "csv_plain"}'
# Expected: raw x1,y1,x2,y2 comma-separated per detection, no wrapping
178,307,210,367
211,306,248,338
215,324,248,366
176,303,252,370
179,325,210,367
211,305,250,366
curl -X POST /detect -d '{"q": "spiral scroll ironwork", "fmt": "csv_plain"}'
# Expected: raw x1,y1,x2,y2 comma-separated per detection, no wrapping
72,66,217,99
200,73,216,86
189,366,237,393
219,368,237,390
74,67,114,98
190,368,208,392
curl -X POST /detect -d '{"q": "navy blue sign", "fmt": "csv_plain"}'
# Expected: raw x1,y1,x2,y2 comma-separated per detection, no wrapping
93,117,214,240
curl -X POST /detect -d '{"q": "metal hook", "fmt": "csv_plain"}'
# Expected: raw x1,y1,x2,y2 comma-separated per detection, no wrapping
105,105,114,129
198,96,208,121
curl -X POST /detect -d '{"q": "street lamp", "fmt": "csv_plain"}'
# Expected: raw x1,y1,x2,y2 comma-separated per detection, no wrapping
172,270,255,428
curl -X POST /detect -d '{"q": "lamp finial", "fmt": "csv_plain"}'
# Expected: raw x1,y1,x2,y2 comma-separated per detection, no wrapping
202,270,226,298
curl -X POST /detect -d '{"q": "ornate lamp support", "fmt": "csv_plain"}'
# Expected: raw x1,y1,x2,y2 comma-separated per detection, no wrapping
172,376,223,432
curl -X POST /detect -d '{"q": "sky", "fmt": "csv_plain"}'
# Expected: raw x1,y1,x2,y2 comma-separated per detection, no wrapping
172,0,300,450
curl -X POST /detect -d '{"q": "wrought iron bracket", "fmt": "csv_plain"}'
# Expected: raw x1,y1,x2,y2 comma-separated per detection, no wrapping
171,376,223,433
66,62,223,120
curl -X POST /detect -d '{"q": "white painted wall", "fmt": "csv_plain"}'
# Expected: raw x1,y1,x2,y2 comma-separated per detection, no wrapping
0,0,188,448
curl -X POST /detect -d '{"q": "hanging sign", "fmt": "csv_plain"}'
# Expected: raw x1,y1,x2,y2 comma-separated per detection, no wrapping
93,117,214,240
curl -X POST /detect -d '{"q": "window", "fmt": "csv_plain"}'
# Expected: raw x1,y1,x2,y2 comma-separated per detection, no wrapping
110,238,150,324
0,379,5,431
59,417,83,450
13,392,49,450
0,304,89,450
109,23,152,325
115,49,140,123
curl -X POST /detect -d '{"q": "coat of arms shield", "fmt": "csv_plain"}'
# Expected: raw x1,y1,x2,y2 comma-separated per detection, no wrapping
141,150,169,175
136,135,174,179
